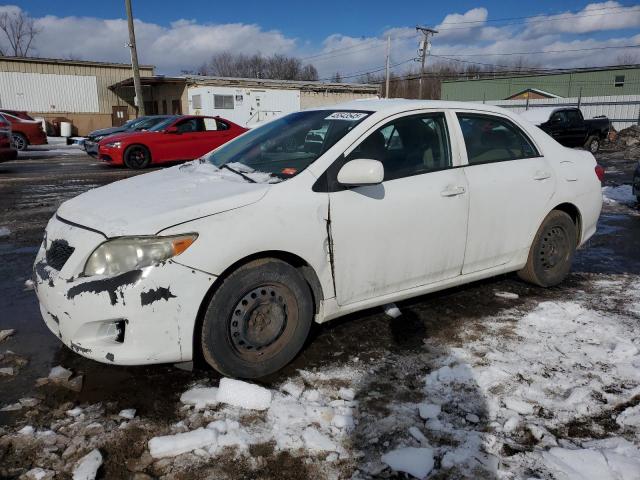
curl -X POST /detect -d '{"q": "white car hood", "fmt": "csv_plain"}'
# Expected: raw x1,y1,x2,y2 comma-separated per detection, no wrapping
57,161,272,237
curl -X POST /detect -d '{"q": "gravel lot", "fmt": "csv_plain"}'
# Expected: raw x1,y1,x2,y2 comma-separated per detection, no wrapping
0,140,639,479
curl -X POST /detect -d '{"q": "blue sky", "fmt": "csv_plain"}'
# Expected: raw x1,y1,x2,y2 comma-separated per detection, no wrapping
5,1,640,76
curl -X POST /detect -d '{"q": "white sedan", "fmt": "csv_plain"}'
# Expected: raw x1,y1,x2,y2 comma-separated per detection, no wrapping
34,99,603,378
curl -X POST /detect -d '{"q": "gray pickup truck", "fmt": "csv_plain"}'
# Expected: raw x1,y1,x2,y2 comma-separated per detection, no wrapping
521,107,610,153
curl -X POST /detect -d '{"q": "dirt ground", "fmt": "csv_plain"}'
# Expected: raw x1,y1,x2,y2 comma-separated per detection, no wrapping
0,140,639,479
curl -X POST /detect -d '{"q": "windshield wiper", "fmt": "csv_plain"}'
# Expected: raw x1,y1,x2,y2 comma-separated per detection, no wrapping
219,164,256,183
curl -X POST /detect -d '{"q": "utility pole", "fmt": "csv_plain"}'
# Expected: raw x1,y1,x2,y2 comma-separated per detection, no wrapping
385,36,391,98
125,0,145,116
415,26,437,99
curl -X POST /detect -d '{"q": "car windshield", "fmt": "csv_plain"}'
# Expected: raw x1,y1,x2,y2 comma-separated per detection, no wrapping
132,116,169,130
149,116,178,132
205,110,371,180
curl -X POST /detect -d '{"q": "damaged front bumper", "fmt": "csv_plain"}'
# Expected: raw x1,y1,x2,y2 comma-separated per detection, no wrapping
33,215,216,365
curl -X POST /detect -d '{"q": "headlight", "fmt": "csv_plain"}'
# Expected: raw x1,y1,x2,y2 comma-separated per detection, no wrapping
104,141,122,148
83,234,197,277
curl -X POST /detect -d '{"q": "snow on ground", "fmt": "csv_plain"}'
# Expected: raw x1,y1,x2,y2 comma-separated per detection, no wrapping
602,185,637,207
1,275,639,479
0,226,10,237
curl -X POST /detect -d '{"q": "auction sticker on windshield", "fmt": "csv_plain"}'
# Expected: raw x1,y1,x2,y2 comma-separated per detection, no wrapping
325,112,369,121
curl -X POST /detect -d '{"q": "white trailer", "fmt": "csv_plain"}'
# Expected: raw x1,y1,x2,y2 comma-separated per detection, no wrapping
188,85,300,127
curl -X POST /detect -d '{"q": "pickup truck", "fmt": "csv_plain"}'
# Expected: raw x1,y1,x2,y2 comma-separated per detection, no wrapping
520,107,610,153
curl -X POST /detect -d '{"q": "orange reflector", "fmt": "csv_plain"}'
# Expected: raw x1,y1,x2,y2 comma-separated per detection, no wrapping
281,167,297,176
172,236,196,256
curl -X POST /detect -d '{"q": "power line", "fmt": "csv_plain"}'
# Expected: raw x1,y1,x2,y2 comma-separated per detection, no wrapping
319,58,415,82
441,43,640,57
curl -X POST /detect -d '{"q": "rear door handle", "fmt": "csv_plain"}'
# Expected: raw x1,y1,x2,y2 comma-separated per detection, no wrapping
440,186,466,197
533,171,552,180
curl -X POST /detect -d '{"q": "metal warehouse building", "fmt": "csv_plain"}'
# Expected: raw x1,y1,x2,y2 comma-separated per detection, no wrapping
441,65,640,129
0,56,155,135
109,75,380,127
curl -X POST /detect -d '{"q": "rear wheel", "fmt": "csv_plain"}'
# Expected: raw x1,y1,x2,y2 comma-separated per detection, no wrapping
11,133,28,151
585,135,600,154
518,210,577,287
201,259,313,379
123,145,151,169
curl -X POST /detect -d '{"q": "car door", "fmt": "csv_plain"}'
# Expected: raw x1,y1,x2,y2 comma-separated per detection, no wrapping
545,110,571,146
327,111,469,306
159,117,204,161
565,109,588,146
454,112,556,274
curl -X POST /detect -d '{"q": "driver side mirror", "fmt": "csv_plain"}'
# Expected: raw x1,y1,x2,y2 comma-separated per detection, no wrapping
165,126,180,134
337,159,384,186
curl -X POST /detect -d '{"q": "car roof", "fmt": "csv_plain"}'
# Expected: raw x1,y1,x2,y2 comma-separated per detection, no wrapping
310,98,516,117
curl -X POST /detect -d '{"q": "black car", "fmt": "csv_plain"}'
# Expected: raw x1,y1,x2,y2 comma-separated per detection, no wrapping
83,115,172,157
522,107,610,153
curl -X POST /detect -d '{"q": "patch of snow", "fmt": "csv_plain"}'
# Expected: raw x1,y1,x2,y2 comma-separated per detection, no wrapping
0,226,10,237
72,449,102,480
24,279,35,290
280,380,304,399
602,185,637,207
0,329,15,342
48,365,72,382
118,409,136,420
616,405,640,428
149,428,217,459
66,407,83,417
180,387,219,409
18,425,35,435
338,387,355,401
494,291,519,299
216,378,272,410
381,447,435,479
302,427,337,452
418,403,441,420
0,367,14,376
384,302,402,318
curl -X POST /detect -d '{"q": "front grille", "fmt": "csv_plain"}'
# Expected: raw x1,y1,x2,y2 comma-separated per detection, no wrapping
46,239,75,271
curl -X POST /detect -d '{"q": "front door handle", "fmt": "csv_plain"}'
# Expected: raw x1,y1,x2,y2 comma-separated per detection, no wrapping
533,171,552,180
440,186,466,197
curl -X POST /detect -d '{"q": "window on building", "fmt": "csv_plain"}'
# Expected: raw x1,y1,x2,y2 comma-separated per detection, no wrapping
614,75,625,87
191,94,202,109
214,94,234,109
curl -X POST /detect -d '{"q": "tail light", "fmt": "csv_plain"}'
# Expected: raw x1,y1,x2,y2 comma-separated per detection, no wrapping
595,164,605,182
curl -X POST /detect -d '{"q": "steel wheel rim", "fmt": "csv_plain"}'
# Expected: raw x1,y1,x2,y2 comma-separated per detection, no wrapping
228,283,297,361
127,147,147,168
12,134,25,151
539,225,569,270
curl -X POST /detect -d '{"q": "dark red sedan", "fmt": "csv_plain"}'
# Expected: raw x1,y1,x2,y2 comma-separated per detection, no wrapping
98,115,247,169
0,112,47,151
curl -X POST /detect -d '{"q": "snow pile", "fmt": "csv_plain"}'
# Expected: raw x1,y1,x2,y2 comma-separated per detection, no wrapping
602,185,637,206
216,378,272,410
149,428,217,459
72,449,102,480
180,387,219,409
0,329,15,342
543,437,640,480
381,447,435,479
0,226,10,237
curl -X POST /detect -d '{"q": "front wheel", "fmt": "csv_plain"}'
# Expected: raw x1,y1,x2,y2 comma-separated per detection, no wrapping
11,133,28,151
518,210,577,287
123,145,151,169
201,259,313,379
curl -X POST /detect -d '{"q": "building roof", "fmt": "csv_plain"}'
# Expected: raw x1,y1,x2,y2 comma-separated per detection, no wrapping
0,55,155,70
442,64,640,84
109,75,380,93
506,88,561,99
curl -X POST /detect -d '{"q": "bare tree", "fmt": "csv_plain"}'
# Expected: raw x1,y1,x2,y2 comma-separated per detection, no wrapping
331,72,342,83
615,53,639,65
199,52,318,81
0,10,41,57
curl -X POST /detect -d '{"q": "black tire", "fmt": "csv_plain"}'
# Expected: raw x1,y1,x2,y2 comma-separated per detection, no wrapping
585,135,600,154
123,144,151,169
11,133,28,151
518,210,577,287
201,258,313,379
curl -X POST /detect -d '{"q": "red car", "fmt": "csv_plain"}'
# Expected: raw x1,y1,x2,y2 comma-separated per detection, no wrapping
98,115,247,169
0,112,47,151
0,116,17,162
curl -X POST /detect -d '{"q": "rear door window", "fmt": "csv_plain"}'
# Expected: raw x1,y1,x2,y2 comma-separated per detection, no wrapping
457,113,539,165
